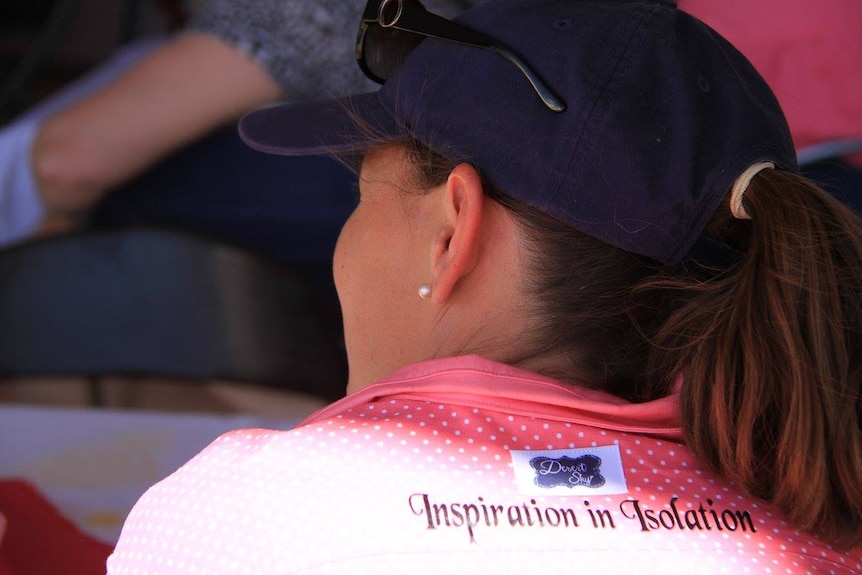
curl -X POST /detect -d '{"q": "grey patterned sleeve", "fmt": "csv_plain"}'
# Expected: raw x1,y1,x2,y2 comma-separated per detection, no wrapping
189,0,376,100
189,0,478,101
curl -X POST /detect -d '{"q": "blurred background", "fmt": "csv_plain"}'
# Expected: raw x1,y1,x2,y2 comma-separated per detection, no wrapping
0,8,337,556
0,0,345,415
0,0,182,124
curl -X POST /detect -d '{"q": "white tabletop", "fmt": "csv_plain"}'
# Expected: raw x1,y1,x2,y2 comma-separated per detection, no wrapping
0,404,304,543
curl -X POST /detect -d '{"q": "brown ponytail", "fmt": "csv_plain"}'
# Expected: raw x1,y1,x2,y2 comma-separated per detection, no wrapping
641,169,862,547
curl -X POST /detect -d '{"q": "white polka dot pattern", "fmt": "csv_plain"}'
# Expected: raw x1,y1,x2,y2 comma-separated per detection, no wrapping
108,356,862,574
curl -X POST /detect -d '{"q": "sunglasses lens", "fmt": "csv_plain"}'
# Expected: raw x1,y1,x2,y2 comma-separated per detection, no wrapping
363,24,426,82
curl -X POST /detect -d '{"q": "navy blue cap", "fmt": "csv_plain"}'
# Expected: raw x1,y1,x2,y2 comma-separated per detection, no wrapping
239,0,797,265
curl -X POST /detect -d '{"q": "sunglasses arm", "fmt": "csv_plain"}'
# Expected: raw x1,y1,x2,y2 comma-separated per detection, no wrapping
394,5,566,112
485,45,566,112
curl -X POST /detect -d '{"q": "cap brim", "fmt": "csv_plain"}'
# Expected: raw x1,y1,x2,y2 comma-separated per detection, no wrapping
238,92,402,157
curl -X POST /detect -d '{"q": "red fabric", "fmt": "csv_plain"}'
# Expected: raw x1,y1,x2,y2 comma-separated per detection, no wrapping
0,479,113,575
680,0,862,156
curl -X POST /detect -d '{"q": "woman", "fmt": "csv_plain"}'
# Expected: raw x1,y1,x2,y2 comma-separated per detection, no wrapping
108,0,862,572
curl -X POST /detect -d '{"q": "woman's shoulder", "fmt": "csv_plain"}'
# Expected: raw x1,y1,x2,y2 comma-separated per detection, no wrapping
112,399,862,574
111,409,862,574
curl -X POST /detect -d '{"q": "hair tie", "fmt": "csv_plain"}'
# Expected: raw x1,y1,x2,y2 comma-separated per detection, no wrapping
730,162,774,220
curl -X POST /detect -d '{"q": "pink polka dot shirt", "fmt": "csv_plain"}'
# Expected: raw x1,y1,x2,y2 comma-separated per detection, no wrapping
108,355,861,574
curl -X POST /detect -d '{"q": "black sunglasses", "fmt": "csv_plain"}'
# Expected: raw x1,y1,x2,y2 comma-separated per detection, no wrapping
356,0,566,112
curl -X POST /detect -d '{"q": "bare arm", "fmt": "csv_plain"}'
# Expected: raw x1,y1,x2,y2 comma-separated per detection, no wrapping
31,31,282,233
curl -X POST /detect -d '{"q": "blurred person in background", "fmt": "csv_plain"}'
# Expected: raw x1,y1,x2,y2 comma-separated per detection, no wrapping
0,0,478,286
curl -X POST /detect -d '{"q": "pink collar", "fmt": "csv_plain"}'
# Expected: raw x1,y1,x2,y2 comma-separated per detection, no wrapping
304,355,682,440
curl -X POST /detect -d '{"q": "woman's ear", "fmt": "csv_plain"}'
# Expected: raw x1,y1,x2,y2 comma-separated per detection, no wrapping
429,163,484,303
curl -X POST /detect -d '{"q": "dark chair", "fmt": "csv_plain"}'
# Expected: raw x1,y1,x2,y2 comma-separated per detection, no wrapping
0,227,346,403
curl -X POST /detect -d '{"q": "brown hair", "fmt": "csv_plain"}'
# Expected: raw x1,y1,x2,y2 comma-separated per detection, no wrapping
640,170,862,548
392,139,862,547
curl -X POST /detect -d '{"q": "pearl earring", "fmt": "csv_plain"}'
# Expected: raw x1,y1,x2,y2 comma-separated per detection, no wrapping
418,284,431,299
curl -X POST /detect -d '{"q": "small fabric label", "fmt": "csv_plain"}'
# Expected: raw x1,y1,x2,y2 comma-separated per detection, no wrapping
510,445,628,496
